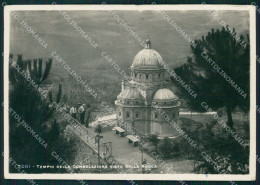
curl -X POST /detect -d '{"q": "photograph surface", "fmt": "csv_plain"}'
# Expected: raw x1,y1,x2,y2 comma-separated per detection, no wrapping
3,4,257,181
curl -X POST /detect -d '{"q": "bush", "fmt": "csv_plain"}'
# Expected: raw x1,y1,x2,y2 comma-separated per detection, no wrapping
158,137,172,156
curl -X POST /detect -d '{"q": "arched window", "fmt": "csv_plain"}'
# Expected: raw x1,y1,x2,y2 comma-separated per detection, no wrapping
155,73,158,80
135,112,140,119
146,74,149,79
154,112,158,120
149,74,152,81
126,112,130,119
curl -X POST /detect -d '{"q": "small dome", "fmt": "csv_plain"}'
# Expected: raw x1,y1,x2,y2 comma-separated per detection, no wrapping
131,49,164,69
153,88,178,101
118,88,143,100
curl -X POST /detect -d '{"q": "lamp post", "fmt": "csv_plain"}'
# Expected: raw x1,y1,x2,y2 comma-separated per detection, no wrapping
139,137,146,174
139,142,143,163
96,134,103,167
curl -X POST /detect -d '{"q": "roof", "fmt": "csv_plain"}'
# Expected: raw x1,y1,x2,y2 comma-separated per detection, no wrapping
153,88,178,101
118,88,144,100
131,49,164,70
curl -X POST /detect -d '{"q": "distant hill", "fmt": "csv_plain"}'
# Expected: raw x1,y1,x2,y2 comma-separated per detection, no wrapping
9,9,250,106
10,10,249,71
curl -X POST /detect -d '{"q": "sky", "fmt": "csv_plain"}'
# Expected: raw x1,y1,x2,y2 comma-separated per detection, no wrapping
9,9,250,71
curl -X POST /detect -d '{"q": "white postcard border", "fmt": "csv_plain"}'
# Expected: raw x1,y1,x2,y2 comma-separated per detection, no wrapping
3,4,257,181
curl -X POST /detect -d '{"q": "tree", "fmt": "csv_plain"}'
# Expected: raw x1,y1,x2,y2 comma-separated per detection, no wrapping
148,133,160,153
172,141,180,156
44,120,78,173
44,83,62,122
193,123,249,174
9,55,63,124
172,27,250,173
158,137,172,156
9,55,52,86
172,26,249,129
95,124,102,135
178,139,193,158
8,54,64,169
8,54,63,125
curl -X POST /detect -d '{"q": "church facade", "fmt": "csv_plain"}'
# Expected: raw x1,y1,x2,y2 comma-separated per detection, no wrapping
115,39,181,137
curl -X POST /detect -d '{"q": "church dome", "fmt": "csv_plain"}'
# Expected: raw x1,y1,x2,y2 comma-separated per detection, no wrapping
153,88,178,101
131,38,164,70
118,88,143,100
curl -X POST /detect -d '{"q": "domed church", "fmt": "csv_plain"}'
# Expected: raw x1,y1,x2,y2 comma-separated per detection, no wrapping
115,38,181,137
